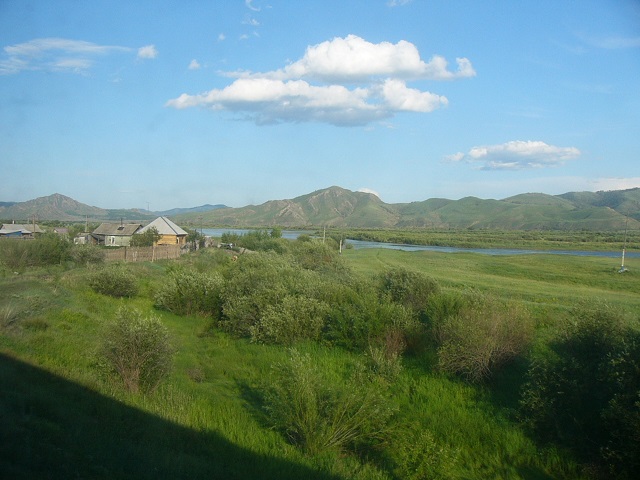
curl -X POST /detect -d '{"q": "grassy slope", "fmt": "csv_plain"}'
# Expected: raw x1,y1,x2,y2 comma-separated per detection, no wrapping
4,247,639,478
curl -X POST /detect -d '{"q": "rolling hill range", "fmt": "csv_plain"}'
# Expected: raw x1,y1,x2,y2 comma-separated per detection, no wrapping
174,186,640,231
2,187,639,231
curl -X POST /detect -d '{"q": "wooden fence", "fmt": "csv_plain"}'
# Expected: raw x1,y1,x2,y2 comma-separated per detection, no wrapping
103,244,184,263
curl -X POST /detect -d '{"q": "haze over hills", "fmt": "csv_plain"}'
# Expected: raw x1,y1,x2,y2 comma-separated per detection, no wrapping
1,187,639,231
0,194,225,223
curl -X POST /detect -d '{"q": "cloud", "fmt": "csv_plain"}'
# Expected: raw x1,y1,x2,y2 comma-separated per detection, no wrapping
240,35,475,82
387,0,413,6
166,77,449,126
581,34,640,49
589,177,640,191
188,59,201,70
245,0,260,11
357,187,381,199
0,37,157,75
137,44,158,59
167,35,473,126
218,33,226,42
0,37,131,75
446,140,581,170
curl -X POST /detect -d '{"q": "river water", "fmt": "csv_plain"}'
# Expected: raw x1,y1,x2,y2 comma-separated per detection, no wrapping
202,228,638,259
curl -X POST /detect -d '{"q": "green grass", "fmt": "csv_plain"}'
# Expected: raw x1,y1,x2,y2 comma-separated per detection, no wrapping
3,246,637,478
343,249,640,315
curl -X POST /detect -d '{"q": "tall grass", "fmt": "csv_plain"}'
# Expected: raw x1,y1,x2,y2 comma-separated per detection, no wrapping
3,247,634,478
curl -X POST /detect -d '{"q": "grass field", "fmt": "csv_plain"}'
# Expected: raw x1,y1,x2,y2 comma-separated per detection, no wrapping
1,244,638,479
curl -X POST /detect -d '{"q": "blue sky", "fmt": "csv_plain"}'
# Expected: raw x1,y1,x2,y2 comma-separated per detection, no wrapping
1,0,639,211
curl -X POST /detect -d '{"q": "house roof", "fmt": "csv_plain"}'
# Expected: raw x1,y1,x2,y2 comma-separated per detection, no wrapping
139,217,188,236
0,223,44,234
92,223,143,236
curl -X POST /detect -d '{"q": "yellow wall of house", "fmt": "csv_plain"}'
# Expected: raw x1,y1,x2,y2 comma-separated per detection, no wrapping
157,234,186,246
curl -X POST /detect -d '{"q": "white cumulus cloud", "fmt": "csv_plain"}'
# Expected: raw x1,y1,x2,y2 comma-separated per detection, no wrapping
137,44,158,59
166,35,473,126
446,140,581,170
238,35,475,82
188,59,201,70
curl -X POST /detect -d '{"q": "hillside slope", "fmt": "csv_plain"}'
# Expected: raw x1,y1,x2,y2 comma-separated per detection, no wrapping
176,186,639,231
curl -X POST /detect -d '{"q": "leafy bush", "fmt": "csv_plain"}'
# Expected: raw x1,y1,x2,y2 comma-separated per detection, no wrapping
154,267,223,317
0,233,71,269
70,244,105,265
130,226,161,247
264,349,396,455
100,307,173,394
249,295,328,345
88,264,139,297
436,293,533,383
219,252,304,336
322,278,409,351
378,267,440,317
290,240,347,273
520,302,640,477
391,427,459,480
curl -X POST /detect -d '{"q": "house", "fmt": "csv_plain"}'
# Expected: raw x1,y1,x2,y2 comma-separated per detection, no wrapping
137,217,188,246
0,222,45,238
92,222,143,247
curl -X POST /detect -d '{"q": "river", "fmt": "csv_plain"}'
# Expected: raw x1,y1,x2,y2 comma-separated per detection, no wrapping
201,228,638,259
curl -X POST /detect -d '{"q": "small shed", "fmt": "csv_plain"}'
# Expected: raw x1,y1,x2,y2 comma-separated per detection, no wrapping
138,217,188,246
92,223,143,247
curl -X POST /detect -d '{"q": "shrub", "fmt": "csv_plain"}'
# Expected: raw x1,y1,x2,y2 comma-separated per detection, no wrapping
391,427,459,480
249,295,328,345
0,233,71,269
436,293,533,383
264,349,396,455
88,265,138,297
520,302,640,477
378,267,440,317
130,226,161,247
70,244,105,265
219,252,303,336
154,267,223,317
100,307,173,394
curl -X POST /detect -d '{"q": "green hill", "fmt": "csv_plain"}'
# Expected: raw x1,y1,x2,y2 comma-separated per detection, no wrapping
3,187,639,231
0,193,155,222
175,186,639,231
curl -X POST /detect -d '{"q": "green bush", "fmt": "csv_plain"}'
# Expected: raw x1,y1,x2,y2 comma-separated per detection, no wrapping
100,307,173,394
249,295,328,345
436,293,533,383
88,264,139,297
130,226,160,247
0,233,71,269
520,302,640,477
154,267,223,317
391,427,459,480
264,349,396,455
219,252,304,336
378,267,440,318
70,244,105,265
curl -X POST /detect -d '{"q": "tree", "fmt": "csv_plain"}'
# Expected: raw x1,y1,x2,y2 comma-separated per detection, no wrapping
130,227,161,247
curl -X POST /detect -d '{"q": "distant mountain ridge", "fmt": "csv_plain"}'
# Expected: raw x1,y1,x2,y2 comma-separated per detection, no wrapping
174,186,640,231
1,187,639,231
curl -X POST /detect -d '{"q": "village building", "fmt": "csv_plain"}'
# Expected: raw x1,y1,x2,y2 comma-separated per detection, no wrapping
91,222,143,247
0,222,45,238
138,217,188,246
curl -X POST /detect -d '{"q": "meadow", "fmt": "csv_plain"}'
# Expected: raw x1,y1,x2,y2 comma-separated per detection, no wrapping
1,232,638,479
